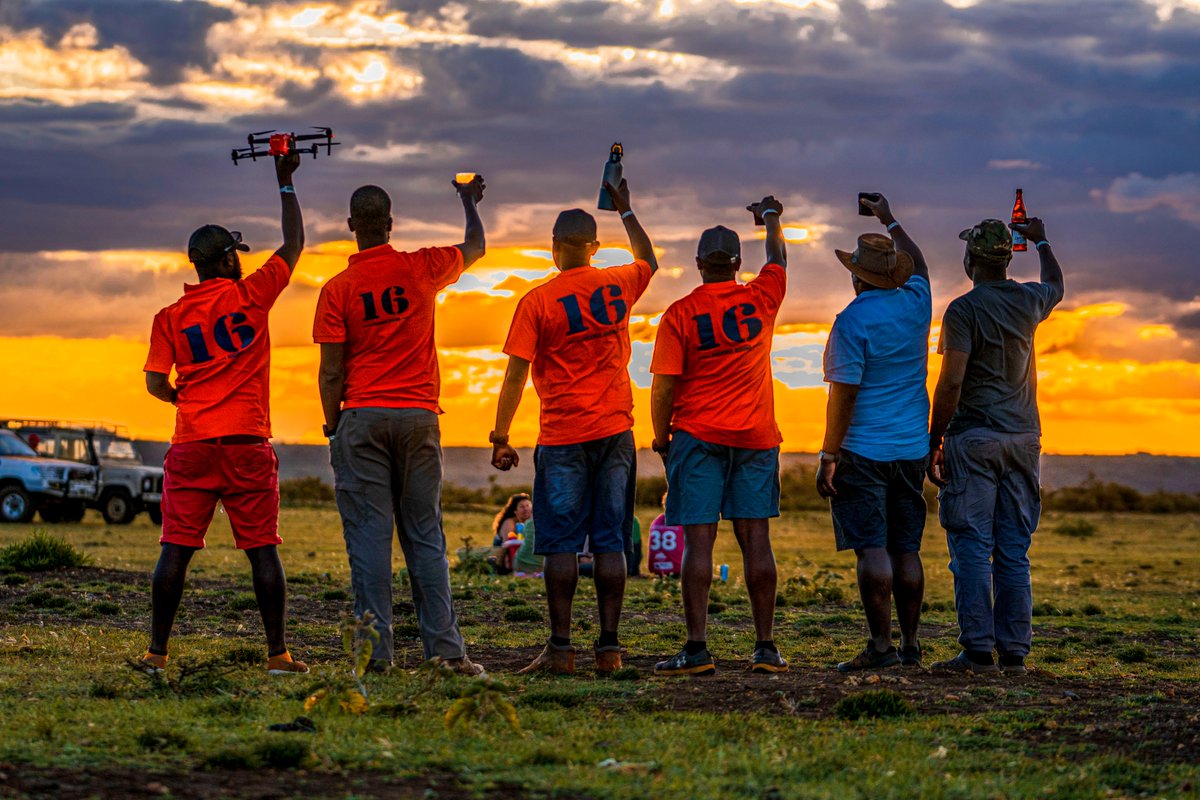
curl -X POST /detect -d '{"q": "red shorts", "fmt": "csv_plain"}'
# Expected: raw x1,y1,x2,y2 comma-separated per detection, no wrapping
161,441,282,550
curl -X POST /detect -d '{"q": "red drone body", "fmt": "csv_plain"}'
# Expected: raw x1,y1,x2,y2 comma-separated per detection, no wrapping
231,127,340,165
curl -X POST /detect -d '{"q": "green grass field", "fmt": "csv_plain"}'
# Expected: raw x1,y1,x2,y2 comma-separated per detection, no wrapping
1,507,1197,799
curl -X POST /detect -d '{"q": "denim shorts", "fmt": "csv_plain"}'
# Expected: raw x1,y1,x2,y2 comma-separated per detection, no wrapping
829,448,927,554
665,430,780,526
532,430,636,555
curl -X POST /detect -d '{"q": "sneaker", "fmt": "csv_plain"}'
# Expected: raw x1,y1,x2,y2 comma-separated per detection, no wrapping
750,647,789,674
999,653,1027,675
446,655,486,677
519,641,576,675
899,644,923,668
930,651,999,674
594,643,623,675
267,651,310,675
138,652,167,673
837,641,900,673
654,646,716,677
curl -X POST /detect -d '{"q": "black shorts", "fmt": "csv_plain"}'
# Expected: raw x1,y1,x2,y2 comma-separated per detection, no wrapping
829,449,927,554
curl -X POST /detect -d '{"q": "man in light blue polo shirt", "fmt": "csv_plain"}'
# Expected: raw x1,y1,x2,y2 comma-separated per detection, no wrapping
817,193,932,672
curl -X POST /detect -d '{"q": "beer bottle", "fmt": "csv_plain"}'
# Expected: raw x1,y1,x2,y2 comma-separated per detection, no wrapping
597,143,623,211
1011,188,1028,252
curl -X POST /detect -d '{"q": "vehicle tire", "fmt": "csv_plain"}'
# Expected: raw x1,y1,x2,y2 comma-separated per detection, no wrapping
147,504,163,526
101,490,137,525
61,501,87,523
38,505,64,524
0,486,36,524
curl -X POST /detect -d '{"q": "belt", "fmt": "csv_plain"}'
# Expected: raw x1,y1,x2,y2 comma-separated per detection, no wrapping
195,435,269,445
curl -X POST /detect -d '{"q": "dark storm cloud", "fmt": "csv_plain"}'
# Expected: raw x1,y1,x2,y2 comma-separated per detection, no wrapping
3,0,1200,325
12,0,232,84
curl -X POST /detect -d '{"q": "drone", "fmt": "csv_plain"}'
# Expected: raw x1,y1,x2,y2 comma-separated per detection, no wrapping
231,127,340,165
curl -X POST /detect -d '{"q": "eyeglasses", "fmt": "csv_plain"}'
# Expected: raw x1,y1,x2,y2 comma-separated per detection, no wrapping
224,231,244,254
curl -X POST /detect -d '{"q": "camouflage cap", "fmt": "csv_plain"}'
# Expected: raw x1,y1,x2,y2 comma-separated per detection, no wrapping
958,219,1012,260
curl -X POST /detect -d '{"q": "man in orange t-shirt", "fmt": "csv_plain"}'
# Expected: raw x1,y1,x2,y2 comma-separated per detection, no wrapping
314,177,486,675
140,149,307,676
649,196,789,677
490,179,658,676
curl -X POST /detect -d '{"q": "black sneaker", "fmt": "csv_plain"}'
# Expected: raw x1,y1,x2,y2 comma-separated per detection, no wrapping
999,653,1027,674
836,641,900,672
931,651,999,674
750,647,789,674
654,647,716,676
899,643,923,668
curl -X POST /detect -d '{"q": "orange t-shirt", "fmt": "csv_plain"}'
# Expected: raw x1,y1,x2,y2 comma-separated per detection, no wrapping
144,255,291,444
504,261,653,446
312,244,465,412
650,263,786,450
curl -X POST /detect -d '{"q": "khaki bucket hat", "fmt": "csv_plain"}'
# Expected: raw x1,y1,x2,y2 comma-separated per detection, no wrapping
834,233,914,289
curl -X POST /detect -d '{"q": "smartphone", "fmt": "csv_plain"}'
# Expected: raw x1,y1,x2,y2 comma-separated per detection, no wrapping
858,192,881,216
749,202,765,226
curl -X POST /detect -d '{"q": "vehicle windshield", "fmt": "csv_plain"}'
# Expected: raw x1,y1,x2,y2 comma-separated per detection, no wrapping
95,437,141,462
0,430,38,457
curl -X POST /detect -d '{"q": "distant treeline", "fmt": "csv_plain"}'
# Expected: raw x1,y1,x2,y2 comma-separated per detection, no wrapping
279,470,1200,515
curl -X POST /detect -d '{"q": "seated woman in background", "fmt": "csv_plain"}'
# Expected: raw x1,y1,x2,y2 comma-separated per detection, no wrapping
493,493,532,546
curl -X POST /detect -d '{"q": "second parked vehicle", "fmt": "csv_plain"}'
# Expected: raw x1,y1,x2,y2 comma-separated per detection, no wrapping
2,420,164,525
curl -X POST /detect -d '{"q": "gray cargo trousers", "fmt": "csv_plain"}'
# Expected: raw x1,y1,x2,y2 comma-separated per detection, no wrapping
331,408,466,663
939,428,1041,658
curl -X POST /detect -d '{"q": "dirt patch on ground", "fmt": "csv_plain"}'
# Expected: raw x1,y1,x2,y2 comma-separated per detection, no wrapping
0,765,569,800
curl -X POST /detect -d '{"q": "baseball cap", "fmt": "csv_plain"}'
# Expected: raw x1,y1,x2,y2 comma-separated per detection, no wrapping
188,225,249,265
697,225,740,263
958,219,1012,260
553,209,598,246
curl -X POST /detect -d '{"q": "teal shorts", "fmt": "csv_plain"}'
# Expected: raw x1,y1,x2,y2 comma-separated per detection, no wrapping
665,430,780,526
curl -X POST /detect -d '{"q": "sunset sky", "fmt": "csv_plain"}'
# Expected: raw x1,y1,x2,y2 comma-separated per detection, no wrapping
3,0,1200,454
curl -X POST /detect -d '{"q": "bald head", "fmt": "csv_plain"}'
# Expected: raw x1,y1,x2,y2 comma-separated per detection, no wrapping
349,185,392,243
553,209,597,246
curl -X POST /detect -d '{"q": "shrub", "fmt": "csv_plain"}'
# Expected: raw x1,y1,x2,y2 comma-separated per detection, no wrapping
320,588,349,602
278,476,334,506
635,475,669,507
834,690,914,721
779,570,847,606
1053,519,1098,538
21,590,71,610
1116,645,1149,664
1081,603,1104,616
0,531,89,572
504,604,542,622
255,737,310,768
225,644,262,666
91,600,120,615
228,593,258,612
1042,476,1200,514
136,728,191,752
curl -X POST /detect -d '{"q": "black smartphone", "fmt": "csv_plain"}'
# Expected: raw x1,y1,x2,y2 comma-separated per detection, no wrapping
748,202,764,226
858,192,881,216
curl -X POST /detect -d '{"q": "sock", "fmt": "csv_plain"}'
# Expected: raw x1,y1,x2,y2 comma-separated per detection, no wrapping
755,640,778,654
147,646,167,657
966,649,995,665
597,630,619,648
550,635,571,648
684,640,707,656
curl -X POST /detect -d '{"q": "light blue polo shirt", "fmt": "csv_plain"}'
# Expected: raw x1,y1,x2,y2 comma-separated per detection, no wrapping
823,275,931,462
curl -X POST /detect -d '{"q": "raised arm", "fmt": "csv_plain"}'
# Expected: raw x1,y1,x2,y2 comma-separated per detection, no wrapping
490,355,530,470
748,196,787,268
927,348,969,487
1012,217,1063,301
273,147,303,271
604,178,658,273
859,193,927,282
815,381,859,497
318,343,345,437
454,175,487,269
145,372,176,405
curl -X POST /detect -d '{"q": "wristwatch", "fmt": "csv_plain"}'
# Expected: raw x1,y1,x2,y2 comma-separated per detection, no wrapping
818,450,840,464
488,430,509,446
